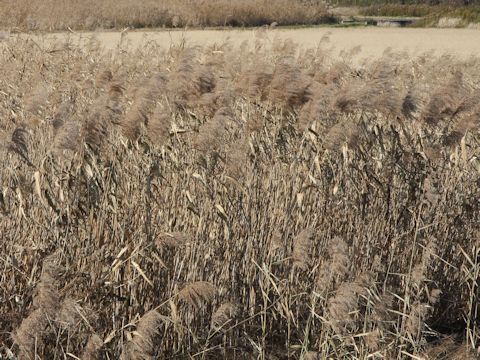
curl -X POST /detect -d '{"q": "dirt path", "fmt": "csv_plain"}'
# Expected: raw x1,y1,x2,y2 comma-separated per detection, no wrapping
17,27,480,59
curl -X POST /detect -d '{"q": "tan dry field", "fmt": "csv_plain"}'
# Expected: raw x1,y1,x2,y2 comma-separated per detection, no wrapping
17,27,480,59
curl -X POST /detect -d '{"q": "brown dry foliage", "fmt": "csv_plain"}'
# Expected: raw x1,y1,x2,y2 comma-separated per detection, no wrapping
0,0,331,31
0,36,479,359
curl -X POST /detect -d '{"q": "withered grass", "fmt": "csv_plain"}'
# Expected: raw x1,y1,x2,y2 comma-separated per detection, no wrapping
0,35,479,359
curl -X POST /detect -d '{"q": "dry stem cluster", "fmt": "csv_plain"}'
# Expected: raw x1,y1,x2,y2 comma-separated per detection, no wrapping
0,0,330,31
0,35,479,359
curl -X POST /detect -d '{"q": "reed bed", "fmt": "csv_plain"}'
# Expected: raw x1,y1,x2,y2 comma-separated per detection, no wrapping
0,0,331,31
0,34,479,359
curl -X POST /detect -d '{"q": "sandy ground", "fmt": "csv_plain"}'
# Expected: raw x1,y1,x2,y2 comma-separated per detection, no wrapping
12,27,480,59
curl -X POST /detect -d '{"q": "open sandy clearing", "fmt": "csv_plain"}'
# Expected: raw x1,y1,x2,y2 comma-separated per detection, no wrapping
15,27,480,59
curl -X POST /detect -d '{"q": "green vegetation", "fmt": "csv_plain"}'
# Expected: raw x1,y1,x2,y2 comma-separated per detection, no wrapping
331,0,480,26
359,4,435,17
331,0,480,6
359,3,480,23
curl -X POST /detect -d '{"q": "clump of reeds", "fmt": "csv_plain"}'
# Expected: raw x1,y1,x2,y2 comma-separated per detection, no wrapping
2,36,480,359
0,0,330,31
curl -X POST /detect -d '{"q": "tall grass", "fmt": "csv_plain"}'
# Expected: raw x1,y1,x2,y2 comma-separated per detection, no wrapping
0,34,479,358
0,0,332,31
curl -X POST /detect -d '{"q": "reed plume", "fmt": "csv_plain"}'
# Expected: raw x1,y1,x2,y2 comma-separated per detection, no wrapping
12,255,62,358
24,84,49,116
211,302,239,330
268,57,312,110
225,137,250,181
156,232,190,249
147,103,171,145
121,310,163,360
292,227,314,270
316,236,349,291
8,127,31,165
122,73,166,141
178,281,216,308
327,272,372,334
95,69,113,90
192,107,232,154
422,72,468,126
81,334,103,360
